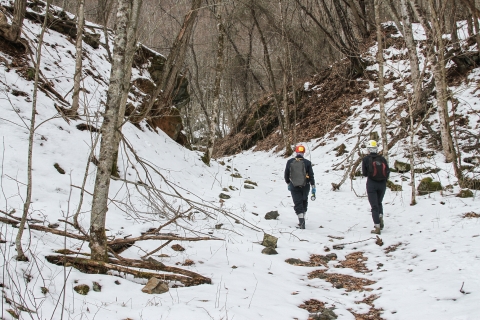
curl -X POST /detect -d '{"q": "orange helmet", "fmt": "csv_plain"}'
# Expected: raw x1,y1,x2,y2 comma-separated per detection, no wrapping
295,145,306,153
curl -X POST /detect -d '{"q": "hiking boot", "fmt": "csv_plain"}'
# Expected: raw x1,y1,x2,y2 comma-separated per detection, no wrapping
370,227,381,235
379,216,384,230
298,218,305,229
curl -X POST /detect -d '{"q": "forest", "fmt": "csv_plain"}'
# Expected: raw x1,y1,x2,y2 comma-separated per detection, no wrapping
1,0,479,319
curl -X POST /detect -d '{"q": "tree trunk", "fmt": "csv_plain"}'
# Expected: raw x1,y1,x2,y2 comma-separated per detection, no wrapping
111,0,143,176
251,7,292,155
203,6,226,166
449,0,460,50
375,0,388,162
131,0,202,124
400,0,421,83
15,0,51,262
89,0,132,262
345,0,369,38
70,0,86,115
0,0,27,44
427,0,455,163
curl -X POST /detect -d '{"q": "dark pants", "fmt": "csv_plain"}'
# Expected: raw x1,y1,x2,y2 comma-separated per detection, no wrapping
366,179,386,224
290,183,310,215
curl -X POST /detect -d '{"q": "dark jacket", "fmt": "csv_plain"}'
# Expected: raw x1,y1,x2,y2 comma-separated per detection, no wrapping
284,155,315,186
362,153,390,179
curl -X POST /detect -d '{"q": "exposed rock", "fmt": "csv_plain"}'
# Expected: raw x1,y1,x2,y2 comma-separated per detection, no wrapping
457,189,474,198
264,210,279,220
74,284,90,295
230,173,242,178
215,223,223,229
309,309,338,320
83,32,100,49
244,180,258,186
133,78,155,94
149,107,183,142
417,177,442,195
92,282,102,292
219,193,230,199
387,179,402,191
394,160,411,173
244,184,255,189
141,277,169,294
171,244,185,251
261,233,278,248
463,156,480,165
53,163,65,174
147,55,165,83
334,143,347,157
261,247,278,255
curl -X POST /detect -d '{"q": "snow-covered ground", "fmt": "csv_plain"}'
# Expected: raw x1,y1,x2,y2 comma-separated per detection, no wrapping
1,5,479,320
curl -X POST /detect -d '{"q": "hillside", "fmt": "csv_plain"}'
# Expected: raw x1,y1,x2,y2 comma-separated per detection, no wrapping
0,3,479,320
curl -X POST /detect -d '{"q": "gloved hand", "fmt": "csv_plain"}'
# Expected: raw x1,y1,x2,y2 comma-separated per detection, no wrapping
311,185,316,201
288,184,292,191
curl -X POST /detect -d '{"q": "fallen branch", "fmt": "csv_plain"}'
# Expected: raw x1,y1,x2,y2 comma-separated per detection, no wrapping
108,234,221,246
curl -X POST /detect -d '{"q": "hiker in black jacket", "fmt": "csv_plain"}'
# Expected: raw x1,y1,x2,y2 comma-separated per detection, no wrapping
362,140,390,235
284,145,315,229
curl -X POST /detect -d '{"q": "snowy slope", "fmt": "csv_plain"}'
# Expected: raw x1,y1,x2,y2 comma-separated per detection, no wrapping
0,5,479,320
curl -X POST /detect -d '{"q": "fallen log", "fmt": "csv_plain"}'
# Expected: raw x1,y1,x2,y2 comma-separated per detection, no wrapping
45,255,211,286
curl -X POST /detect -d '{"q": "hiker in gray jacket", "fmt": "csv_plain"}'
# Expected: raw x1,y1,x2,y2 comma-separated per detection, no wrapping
284,145,315,229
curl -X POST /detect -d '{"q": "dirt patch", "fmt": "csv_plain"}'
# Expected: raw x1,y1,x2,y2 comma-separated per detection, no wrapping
462,212,480,218
308,270,375,292
336,252,371,273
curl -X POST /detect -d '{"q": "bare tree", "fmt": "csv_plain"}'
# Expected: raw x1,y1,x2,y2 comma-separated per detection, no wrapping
0,0,27,45
203,0,225,165
69,0,86,115
15,0,52,262
89,0,135,262
375,0,388,162
112,0,143,176
251,4,293,155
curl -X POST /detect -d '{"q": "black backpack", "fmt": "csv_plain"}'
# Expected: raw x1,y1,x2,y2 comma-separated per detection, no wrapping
368,155,387,181
290,158,307,187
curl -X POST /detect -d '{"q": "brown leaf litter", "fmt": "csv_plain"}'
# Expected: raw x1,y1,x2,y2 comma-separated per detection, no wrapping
384,242,403,254
351,294,384,320
285,253,337,267
336,252,371,274
308,270,375,292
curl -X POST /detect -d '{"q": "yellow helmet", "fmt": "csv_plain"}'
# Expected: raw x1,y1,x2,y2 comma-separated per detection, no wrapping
368,140,378,148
